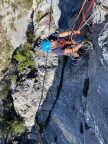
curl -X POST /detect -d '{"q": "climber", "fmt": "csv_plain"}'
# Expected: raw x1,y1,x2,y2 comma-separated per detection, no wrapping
41,30,86,57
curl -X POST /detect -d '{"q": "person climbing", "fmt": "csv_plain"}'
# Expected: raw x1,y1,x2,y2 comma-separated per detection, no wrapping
41,0,95,57
41,30,87,57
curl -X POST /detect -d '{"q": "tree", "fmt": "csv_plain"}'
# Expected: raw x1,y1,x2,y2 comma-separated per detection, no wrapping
13,42,35,71
9,117,25,135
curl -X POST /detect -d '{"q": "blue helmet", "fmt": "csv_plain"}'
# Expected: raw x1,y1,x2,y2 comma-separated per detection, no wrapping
41,40,51,52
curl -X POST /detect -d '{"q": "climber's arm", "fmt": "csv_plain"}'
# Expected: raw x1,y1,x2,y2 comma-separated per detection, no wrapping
64,44,82,55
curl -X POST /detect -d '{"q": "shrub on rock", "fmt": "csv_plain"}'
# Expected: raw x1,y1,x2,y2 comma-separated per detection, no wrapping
13,42,35,72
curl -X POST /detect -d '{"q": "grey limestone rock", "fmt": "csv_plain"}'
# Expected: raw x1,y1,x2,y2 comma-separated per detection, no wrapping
2,0,108,143
34,13,56,39
101,0,108,6
0,0,31,48
38,1,108,144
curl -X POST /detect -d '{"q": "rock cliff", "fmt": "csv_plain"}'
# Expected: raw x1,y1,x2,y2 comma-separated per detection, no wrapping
36,0,108,144
0,0,108,144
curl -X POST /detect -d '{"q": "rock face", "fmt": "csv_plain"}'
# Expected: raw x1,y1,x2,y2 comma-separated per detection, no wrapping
0,0,33,80
12,3,63,130
0,0,31,48
42,57,90,144
87,4,108,144
34,13,56,39
33,0,54,39
36,1,108,144
12,48,63,130
1,0,108,143
101,0,108,6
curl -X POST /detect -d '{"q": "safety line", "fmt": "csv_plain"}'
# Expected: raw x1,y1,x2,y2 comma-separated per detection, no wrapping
72,0,87,31
78,0,95,30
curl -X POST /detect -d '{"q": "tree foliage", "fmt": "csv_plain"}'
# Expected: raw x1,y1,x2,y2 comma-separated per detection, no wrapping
13,42,35,71
7,117,25,135
0,81,10,100
26,29,34,43
0,80,25,136
0,116,25,135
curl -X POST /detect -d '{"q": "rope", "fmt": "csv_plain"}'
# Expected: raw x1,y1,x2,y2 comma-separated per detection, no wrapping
72,0,87,31
78,0,95,30
37,0,53,112
70,0,95,65
80,13,94,30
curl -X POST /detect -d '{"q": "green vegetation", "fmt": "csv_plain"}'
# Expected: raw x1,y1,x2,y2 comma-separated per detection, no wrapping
25,0,32,8
0,41,13,60
0,38,13,78
9,118,24,134
1,0,32,9
3,116,25,135
0,81,10,100
36,11,43,23
22,0,32,9
17,13,22,20
10,21,16,31
0,0,3,5
14,0,32,10
35,8,51,24
11,2,18,12
0,80,25,136
37,0,41,7
6,11,10,16
10,17,16,31
0,15,3,26
13,42,35,71
26,29,34,43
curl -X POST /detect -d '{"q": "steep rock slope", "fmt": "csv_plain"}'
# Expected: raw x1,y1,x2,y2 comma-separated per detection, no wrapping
38,1,108,144
0,0,32,79
11,0,63,130
0,0,108,143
